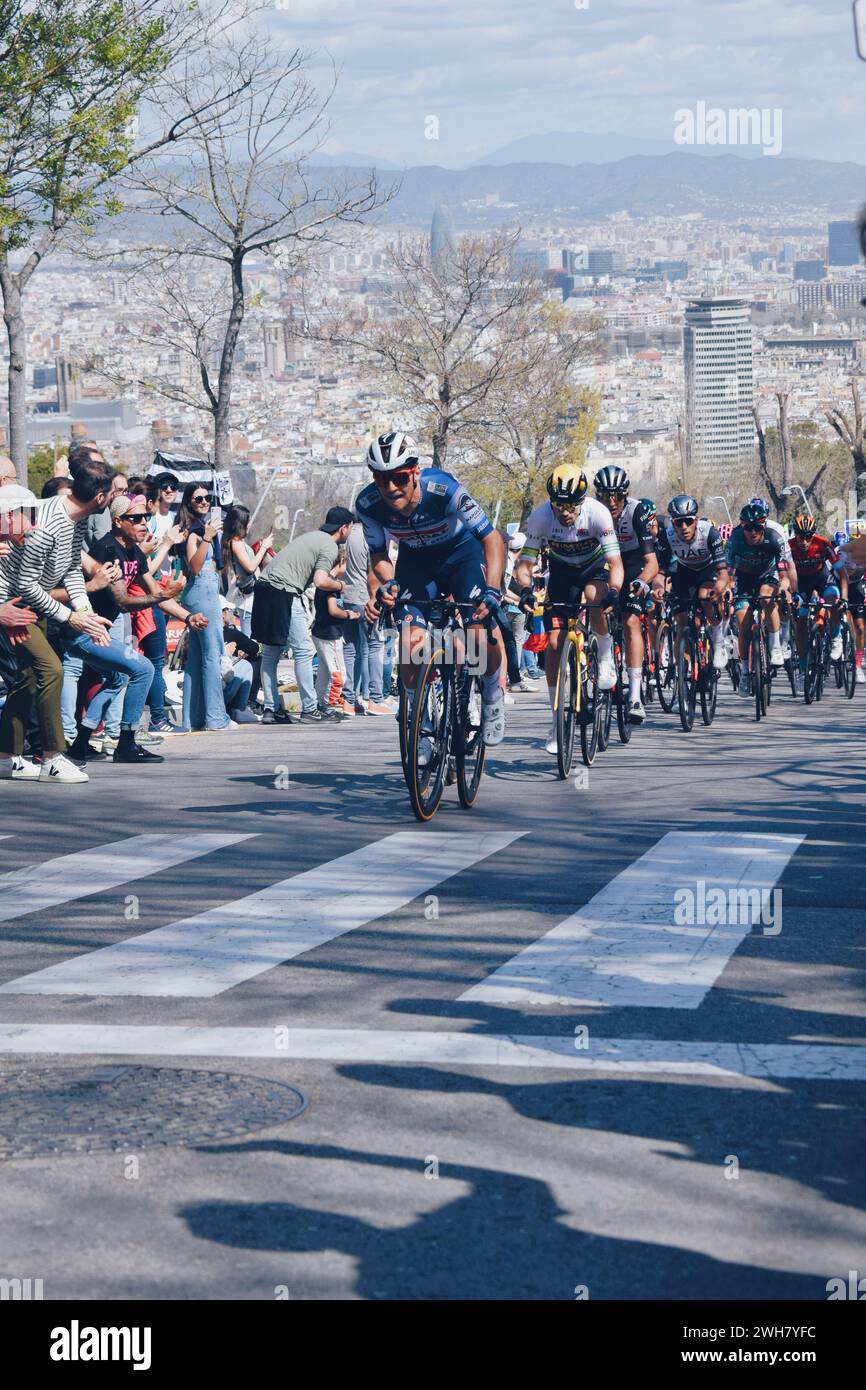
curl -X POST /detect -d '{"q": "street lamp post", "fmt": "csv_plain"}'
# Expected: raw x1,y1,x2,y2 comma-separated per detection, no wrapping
289,507,305,543
706,494,732,525
782,484,809,512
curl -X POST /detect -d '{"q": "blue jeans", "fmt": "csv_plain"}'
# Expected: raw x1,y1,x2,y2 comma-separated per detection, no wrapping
63,631,154,733
182,566,231,730
341,609,369,705
224,659,252,714
260,598,317,715
141,604,168,723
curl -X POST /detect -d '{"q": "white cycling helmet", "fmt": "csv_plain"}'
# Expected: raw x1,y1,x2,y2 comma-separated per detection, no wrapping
366,431,419,472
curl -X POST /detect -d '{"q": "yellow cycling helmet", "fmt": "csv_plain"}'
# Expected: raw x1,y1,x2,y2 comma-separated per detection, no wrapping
547,463,588,506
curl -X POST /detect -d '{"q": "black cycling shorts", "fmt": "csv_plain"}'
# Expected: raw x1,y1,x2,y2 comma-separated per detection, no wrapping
544,555,608,631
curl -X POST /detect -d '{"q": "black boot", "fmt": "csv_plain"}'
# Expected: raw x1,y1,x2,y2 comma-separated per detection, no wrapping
68,729,106,762
113,730,164,764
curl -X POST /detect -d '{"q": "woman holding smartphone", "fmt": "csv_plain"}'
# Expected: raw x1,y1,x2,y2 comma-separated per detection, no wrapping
174,482,234,732
220,505,273,638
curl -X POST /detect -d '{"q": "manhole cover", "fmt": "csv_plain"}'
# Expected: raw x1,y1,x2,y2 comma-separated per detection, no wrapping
0,1063,307,1160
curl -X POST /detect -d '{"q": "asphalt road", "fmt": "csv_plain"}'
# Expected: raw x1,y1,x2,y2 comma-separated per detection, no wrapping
0,678,864,1301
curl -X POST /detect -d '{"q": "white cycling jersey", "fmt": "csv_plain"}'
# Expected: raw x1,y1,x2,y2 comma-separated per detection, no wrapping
522,497,620,571
766,518,793,563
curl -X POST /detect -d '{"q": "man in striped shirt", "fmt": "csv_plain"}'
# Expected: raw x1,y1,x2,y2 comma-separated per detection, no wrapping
0,460,114,783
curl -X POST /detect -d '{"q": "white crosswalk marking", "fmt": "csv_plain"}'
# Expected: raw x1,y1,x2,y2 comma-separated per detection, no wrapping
0,832,254,925
0,1024,861,1081
0,831,522,998
460,831,804,1010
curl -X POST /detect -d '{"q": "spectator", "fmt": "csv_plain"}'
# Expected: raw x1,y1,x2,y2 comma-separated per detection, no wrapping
64,496,198,761
220,603,259,723
41,476,73,500
221,600,262,717
501,530,538,691
311,561,352,716
0,457,18,486
220,505,273,637
252,506,354,726
0,466,114,784
339,516,392,715
175,481,234,732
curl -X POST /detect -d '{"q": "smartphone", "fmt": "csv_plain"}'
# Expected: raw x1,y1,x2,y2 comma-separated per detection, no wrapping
209,505,223,528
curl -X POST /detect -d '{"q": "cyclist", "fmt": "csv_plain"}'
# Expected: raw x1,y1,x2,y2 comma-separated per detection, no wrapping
593,466,658,724
788,514,845,669
746,497,798,654
727,501,789,695
836,523,866,684
654,495,729,671
513,463,623,755
357,432,507,756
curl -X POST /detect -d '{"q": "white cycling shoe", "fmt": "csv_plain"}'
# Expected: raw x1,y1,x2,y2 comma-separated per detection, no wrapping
628,699,645,724
545,722,558,755
712,643,727,670
856,665,866,685
482,696,506,746
830,635,843,661
598,657,616,691
768,644,784,667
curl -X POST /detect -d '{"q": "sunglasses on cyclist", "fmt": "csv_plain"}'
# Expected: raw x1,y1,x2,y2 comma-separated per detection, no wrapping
597,489,627,500
671,517,695,528
743,523,765,533
374,470,415,487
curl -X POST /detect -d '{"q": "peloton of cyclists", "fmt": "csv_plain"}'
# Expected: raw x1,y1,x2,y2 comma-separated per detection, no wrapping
592,466,659,725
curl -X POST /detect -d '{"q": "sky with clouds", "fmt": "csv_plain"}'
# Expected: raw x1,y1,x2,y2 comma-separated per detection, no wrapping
260,0,866,166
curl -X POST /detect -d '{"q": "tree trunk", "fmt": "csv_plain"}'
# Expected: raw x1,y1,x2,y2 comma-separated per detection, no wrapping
213,250,247,470
856,451,866,512
0,265,27,483
776,392,791,498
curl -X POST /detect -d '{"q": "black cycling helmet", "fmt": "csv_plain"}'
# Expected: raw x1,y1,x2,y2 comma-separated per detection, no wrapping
594,464,630,496
740,501,768,525
639,497,656,517
667,494,699,520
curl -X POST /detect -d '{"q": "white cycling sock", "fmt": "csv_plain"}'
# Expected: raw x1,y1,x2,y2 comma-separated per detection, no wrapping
547,682,557,711
710,621,724,647
768,629,781,649
780,619,790,646
628,667,642,700
597,633,613,663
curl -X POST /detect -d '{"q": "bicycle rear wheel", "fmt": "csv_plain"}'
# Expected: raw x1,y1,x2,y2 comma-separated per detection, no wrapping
555,636,578,779
751,626,766,721
598,689,612,750
655,622,676,711
615,640,633,744
579,636,600,767
406,652,451,821
455,672,486,806
803,633,820,704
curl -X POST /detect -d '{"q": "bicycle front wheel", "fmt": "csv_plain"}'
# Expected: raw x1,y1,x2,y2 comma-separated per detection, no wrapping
406,652,451,822
698,636,717,726
555,636,578,779
841,624,856,699
677,633,697,732
655,622,676,711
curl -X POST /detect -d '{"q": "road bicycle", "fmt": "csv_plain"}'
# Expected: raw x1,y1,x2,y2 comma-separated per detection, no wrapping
803,595,855,704
776,591,799,700
675,595,720,731
394,600,490,821
547,595,611,776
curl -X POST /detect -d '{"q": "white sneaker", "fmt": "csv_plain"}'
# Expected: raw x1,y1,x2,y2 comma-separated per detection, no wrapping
712,643,727,670
545,722,558,755
39,753,89,784
830,635,843,661
0,756,41,781
769,643,784,668
856,665,866,685
598,657,616,691
628,699,645,724
209,720,239,732
482,696,506,746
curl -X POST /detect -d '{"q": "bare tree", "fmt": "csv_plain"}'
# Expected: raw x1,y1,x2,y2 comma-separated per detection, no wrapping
0,0,254,481
115,28,387,469
826,378,866,510
462,302,603,524
306,230,549,468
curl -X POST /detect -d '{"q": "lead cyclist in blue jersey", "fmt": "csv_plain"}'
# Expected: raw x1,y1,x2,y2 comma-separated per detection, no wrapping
358,431,507,751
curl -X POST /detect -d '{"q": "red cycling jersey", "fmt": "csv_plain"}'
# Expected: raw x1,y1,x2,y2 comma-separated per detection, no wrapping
789,533,837,577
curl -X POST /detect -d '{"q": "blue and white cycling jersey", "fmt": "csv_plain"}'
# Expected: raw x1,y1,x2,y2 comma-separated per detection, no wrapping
355,468,493,555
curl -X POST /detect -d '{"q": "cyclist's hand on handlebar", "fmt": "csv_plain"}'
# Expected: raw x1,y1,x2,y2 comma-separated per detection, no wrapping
472,586,502,623
601,588,619,610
